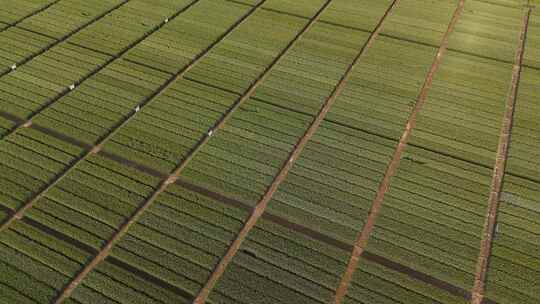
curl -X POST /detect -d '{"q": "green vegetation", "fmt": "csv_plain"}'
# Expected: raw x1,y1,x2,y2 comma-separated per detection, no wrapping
0,0,536,303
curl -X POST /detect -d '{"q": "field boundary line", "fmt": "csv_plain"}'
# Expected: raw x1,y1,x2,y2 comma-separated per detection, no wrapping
0,0,130,79
333,1,466,303
470,7,531,304
192,1,400,303
0,0,208,234
0,0,203,142
46,1,274,302
0,0,61,33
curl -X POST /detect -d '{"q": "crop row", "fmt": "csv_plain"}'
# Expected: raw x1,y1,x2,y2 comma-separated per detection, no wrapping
0,0,124,75
15,0,128,40
0,60,168,210
0,0,58,26
484,67,540,304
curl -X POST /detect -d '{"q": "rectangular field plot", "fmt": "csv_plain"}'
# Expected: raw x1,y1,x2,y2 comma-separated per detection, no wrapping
325,36,436,140
320,0,393,31
408,51,512,167
448,0,524,62
380,0,457,46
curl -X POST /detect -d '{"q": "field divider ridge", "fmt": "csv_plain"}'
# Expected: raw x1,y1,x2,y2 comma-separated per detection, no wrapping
0,0,131,79
0,0,203,141
192,0,401,302
0,0,62,32
470,6,531,304
333,1,466,303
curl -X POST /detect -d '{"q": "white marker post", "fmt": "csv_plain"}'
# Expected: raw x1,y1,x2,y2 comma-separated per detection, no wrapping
10,64,16,71
69,84,76,90
135,105,141,112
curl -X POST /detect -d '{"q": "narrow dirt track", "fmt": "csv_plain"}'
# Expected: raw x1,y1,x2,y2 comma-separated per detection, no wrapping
470,7,531,304
333,1,466,303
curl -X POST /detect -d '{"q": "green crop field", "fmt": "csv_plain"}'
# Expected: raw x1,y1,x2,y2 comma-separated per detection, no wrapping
0,0,538,303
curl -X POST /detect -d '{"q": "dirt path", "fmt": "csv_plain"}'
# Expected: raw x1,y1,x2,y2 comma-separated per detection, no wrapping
470,7,531,304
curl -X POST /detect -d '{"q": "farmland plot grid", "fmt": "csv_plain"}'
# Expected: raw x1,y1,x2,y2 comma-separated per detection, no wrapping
333,0,466,302
0,0,538,304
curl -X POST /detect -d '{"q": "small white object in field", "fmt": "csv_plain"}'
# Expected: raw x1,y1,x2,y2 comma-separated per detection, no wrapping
165,18,169,23
69,84,75,90
135,105,141,112
208,130,213,137
495,223,499,233
11,64,16,70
